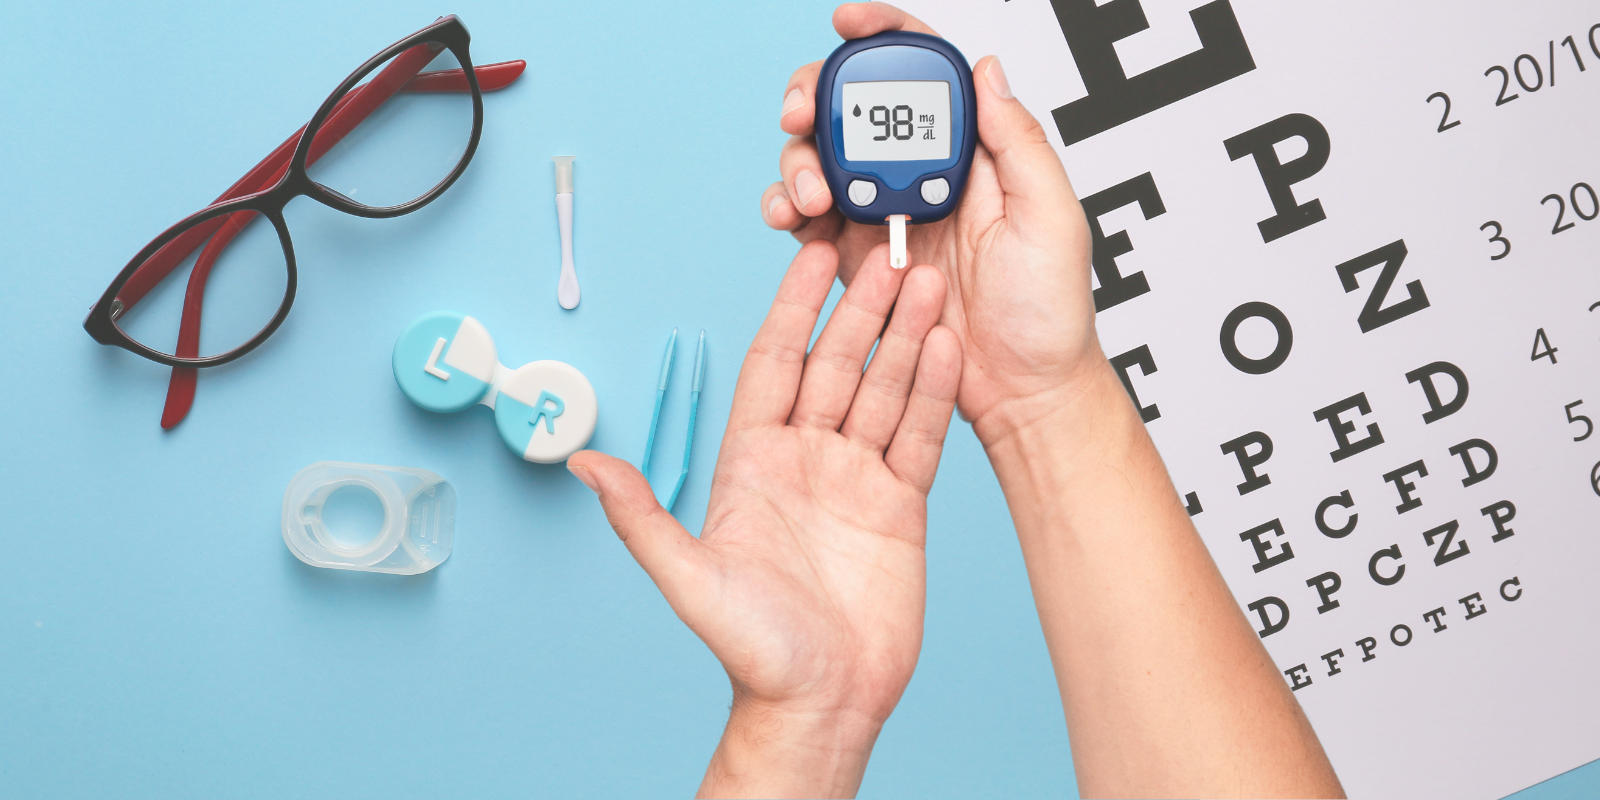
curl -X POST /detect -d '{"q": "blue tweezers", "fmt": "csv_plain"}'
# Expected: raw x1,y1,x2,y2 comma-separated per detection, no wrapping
642,328,705,511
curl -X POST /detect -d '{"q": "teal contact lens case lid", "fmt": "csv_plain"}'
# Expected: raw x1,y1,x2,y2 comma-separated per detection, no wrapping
393,310,597,463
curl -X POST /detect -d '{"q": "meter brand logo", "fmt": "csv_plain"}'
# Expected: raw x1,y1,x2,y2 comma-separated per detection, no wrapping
1049,0,1255,146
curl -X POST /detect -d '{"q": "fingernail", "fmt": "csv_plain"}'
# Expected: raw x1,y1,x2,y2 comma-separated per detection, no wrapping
767,192,789,220
568,464,600,494
985,58,1012,100
795,170,824,210
781,87,805,116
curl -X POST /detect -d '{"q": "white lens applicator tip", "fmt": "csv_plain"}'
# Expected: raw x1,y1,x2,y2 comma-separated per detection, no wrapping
553,156,580,309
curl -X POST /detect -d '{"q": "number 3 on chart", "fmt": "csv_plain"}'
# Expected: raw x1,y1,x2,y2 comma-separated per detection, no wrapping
1481,221,1511,260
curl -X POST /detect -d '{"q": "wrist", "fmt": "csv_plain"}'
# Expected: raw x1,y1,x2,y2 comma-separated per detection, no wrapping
976,353,1182,544
698,699,884,799
969,352,1128,451
976,354,1162,500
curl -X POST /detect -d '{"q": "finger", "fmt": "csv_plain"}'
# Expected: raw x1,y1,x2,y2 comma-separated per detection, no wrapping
790,242,906,431
727,240,840,430
884,326,962,493
761,180,848,243
757,186,886,291
761,181,802,231
833,2,940,39
780,61,824,136
568,451,706,606
840,265,946,451
971,55,1083,239
780,135,833,218
831,222,892,286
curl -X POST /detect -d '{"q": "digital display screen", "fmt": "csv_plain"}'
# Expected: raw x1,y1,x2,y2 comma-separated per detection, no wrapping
840,80,951,162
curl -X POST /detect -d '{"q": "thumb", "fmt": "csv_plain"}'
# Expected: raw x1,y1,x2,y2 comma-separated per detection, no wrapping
971,55,1081,233
568,451,705,603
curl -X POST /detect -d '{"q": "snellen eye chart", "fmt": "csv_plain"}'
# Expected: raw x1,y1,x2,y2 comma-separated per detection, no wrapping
894,1,1600,797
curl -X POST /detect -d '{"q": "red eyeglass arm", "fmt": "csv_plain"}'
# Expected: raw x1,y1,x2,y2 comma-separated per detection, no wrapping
156,47,439,428
115,56,526,428
402,59,524,92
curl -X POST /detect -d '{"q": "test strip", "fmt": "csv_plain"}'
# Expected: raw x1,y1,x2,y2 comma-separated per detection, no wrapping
888,214,908,269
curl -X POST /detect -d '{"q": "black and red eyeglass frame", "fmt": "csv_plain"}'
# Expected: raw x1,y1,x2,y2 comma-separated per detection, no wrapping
82,16,525,427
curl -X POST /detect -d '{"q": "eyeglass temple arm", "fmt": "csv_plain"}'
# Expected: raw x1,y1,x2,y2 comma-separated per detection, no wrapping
151,56,528,327
154,44,445,428
162,43,444,357
132,55,524,430
115,59,526,310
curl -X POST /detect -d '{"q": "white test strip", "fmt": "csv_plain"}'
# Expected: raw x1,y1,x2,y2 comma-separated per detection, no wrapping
888,214,908,269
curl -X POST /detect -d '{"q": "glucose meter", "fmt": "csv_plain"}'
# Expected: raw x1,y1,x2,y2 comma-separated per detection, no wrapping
815,31,977,268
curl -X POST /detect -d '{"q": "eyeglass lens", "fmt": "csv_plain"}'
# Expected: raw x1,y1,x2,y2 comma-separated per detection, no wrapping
307,42,474,210
113,209,290,360
113,38,476,361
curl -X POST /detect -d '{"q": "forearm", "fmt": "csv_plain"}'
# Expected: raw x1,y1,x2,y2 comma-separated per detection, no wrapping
977,358,1343,799
698,700,884,799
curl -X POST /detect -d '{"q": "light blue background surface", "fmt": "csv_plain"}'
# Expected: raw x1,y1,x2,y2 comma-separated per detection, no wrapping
0,2,1590,797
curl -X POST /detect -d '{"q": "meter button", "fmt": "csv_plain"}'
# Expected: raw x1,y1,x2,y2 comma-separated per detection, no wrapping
846,180,878,207
920,178,950,206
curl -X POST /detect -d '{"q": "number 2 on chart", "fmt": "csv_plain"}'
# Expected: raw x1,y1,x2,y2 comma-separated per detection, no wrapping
1428,92,1461,132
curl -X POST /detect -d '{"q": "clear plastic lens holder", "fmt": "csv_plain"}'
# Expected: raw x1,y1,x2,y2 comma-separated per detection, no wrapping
282,461,455,574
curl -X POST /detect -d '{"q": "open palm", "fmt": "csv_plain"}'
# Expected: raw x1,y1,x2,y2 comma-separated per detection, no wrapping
568,240,960,796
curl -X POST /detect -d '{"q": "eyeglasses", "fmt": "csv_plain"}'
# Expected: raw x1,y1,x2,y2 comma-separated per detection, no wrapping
81,16,524,428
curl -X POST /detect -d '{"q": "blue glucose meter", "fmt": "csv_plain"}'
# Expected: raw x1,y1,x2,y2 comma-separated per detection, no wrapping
816,31,977,264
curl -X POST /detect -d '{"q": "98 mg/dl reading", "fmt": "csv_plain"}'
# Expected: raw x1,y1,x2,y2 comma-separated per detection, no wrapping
840,80,951,163
856,104,938,142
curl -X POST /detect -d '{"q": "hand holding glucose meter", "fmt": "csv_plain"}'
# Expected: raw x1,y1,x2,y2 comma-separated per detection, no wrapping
815,31,977,269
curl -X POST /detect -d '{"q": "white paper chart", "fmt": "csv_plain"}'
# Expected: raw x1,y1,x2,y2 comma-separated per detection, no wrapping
892,1,1600,797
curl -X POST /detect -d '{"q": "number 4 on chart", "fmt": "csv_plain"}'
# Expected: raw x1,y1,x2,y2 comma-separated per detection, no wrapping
1532,328,1559,364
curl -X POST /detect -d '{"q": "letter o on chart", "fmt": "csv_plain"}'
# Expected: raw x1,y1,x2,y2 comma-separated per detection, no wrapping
1221,301,1293,375
1391,624,1413,646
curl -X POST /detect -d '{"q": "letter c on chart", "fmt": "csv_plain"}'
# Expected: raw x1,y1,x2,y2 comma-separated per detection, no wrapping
1315,490,1357,538
1501,577,1522,602
1368,544,1405,586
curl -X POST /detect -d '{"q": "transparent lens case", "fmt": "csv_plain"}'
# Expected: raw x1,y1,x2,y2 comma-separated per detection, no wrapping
282,461,455,574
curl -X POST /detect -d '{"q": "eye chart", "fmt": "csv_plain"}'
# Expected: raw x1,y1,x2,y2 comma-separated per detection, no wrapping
892,1,1600,797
